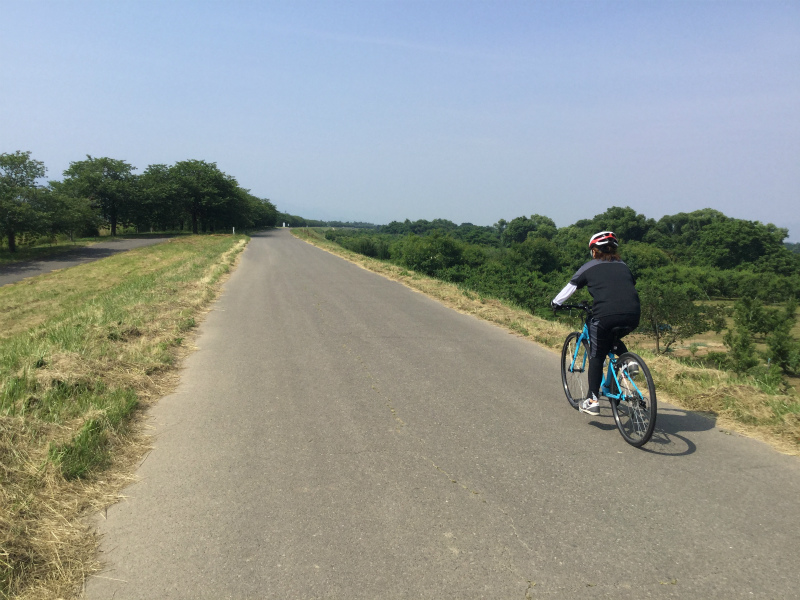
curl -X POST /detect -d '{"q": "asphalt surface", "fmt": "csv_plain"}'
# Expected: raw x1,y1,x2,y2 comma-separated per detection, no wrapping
0,237,171,286
86,229,800,599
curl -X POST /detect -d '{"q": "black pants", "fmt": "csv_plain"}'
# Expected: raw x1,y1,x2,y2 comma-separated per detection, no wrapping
588,313,640,399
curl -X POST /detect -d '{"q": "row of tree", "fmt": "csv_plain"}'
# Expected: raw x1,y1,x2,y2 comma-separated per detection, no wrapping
277,215,378,229
0,151,279,251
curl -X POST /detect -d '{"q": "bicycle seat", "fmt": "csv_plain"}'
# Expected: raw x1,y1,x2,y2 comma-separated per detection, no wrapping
609,327,634,355
609,326,633,340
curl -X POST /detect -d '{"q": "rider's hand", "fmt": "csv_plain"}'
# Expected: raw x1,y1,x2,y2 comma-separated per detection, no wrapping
550,301,560,310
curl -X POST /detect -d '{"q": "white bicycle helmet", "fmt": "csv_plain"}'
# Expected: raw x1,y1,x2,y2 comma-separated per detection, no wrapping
589,231,619,250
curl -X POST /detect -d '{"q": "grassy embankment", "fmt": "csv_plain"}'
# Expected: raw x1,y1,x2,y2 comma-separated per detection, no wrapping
293,227,800,455
0,234,247,599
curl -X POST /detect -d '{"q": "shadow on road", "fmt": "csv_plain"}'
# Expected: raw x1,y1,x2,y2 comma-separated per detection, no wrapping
250,229,288,239
584,404,715,456
0,237,172,287
0,247,120,274
640,407,715,456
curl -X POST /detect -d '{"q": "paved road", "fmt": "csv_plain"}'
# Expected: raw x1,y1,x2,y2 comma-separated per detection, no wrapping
0,237,171,286
86,229,800,599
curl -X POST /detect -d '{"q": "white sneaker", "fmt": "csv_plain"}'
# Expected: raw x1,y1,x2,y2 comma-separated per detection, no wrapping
579,397,600,415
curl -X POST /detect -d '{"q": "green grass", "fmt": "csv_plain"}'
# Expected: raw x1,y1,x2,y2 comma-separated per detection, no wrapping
0,233,248,599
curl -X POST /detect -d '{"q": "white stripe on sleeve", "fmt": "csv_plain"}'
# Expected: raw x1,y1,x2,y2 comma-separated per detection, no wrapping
552,283,578,306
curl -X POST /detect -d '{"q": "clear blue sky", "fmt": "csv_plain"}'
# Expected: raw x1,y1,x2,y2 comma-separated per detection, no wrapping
2,1,798,239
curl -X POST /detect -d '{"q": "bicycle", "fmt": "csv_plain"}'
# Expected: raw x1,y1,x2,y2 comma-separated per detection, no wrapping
555,302,657,447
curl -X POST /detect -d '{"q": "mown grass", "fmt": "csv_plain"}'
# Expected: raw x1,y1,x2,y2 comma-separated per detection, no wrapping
293,228,800,455
0,234,247,599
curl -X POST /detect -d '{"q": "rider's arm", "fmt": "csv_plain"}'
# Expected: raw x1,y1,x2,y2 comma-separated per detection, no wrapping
552,282,577,306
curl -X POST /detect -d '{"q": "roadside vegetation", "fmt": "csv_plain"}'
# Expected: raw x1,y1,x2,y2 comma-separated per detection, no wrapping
0,234,247,599
294,215,800,455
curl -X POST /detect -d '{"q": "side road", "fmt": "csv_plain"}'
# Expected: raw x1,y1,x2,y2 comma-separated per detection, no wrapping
0,237,172,286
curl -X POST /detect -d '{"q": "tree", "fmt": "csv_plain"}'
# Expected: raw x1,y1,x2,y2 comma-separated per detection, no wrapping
552,224,594,272
43,182,99,240
137,164,183,231
693,219,788,270
723,323,760,374
170,160,237,234
587,206,654,243
501,214,557,246
243,194,278,229
620,241,670,278
398,231,463,276
637,281,723,353
0,151,47,252
720,297,793,374
731,297,777,338
644,208,727,256
62,156,136,236
508,236,560,274
765,299,799,376
452,223,501,247
493,218,508,237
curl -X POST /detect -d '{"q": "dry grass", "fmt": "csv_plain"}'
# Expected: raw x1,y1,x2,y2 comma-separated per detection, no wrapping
0,235,247,599
0,417,147,600
293,228,800,455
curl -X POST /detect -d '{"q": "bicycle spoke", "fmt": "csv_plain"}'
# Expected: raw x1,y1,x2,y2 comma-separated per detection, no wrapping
611,353,657,447
561,332,589,410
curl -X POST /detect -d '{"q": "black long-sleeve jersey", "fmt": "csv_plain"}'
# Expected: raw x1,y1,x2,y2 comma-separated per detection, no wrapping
556,259,640,320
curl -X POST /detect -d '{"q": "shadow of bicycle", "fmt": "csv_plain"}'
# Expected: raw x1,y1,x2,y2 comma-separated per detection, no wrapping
583,403,714,456
639,406,716,456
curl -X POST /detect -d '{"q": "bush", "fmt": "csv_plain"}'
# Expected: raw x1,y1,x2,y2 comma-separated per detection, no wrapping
766,299,800,375
397,231,464,276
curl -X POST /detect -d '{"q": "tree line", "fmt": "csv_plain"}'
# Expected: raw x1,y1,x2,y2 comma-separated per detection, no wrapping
0,151,279,251
325,207,800,379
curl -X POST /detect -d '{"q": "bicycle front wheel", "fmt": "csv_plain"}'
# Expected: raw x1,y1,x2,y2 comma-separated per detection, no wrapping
611,352,657,447
561,332,589,409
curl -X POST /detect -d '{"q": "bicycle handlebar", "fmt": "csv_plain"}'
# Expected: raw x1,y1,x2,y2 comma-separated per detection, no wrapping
553,301,591,312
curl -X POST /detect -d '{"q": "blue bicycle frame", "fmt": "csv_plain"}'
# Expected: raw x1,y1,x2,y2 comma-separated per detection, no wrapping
558,301,656,447
568,316,645,403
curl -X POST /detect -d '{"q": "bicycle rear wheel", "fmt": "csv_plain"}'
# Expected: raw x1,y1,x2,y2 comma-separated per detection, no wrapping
611,352,657,447
561,332,589,409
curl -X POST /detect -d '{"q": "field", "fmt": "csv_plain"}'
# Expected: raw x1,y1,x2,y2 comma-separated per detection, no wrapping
631,303,800,391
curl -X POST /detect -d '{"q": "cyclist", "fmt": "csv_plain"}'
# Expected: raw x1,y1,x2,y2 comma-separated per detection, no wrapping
551,231,641,415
